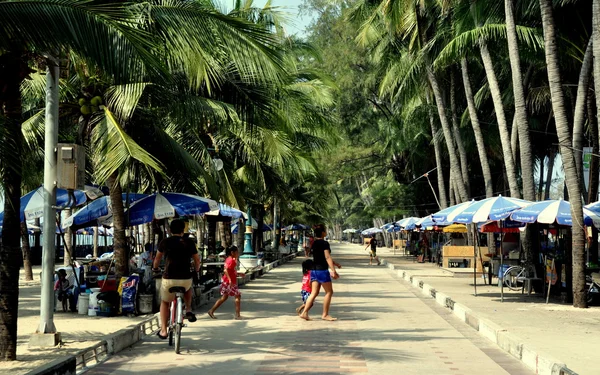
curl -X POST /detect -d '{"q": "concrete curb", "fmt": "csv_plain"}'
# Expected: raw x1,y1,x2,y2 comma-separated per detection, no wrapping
381,259,577,375
30,252,301,375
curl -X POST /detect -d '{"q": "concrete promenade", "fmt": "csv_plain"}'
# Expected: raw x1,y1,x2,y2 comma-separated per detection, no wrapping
81,243,533,375
377,244,599,375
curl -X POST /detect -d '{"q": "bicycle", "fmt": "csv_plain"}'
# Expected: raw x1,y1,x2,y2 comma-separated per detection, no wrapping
502,262,536,291
168,286,186,354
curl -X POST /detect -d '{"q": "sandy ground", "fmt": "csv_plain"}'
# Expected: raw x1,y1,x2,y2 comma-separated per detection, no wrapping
375,245,600,375
0,266,150,374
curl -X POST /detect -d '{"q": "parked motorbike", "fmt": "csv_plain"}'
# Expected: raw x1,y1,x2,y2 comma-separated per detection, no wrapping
586,272,600,305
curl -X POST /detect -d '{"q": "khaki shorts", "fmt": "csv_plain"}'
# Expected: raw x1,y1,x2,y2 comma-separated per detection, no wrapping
160,278,192,302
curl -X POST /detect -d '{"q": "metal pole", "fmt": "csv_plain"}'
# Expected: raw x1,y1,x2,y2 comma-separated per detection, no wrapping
37,61,59,334
473,224,477,296
272,197,279,250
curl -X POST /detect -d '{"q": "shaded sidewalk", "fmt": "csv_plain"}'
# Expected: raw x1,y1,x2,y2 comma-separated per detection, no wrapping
375,244,599,375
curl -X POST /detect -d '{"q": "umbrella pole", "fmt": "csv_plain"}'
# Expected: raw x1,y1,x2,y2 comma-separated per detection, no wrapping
473,224,477,296
500,220,504,302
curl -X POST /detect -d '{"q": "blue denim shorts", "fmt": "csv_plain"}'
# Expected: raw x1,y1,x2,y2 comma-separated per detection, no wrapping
310,269,332,284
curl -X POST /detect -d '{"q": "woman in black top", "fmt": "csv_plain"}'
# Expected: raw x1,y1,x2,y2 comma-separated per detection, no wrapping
299,225,341,321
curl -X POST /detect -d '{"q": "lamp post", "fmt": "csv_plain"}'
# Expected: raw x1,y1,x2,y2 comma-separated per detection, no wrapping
240,208,258,268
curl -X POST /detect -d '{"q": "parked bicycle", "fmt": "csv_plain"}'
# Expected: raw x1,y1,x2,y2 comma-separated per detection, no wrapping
586,273,600,305
502,262,536,291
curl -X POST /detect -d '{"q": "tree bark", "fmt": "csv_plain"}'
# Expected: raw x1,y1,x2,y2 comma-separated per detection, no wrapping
208,219,217,255
426,67,470,202
20,222,33,281
573,38,594,200
451,71,470,197
460,58,494,198
544,151,556,200
63,208,73,266
449,174,456,206
539,0,586,307
479,40,520,198
93,227,99,258
0,52,27,361
427,95,448,209
505,0,535,201
588,89,599,204
107,173,128,279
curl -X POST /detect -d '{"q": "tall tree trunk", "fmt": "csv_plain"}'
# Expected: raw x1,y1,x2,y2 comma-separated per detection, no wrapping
63,208,73,266
589,89,599,203
451,71,470,197
538,158,544,200
0,52,27,361
539,0,586,307
33,218,41,260
505,0,535,201
20,222,33,281
222,219,232,248
218,222,227,249
573,38,594,200
208,219,217,255
544,150,556,200
449,174,456,206
107,173,128,279
237,218,244,249
427,96,448,209
460,58,494,198
426,67,469,202
93,227,99,258
479,40,520,198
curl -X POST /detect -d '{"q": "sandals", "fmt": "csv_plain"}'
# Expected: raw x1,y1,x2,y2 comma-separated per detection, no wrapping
207,311,217,319
185,312,197,322
156,331,168,340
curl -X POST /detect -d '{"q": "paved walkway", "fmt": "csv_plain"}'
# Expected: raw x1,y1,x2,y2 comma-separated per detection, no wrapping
378,245,600,375
84,243,532,375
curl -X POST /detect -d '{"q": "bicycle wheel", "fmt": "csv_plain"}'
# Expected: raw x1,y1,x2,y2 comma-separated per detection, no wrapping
174,323,181,354
168,326,173,346
503,266,524,291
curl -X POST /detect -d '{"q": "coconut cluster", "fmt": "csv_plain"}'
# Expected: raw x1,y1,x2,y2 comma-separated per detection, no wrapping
79,96,103,115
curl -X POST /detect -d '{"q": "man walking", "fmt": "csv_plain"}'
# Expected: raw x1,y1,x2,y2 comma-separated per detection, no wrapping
153,219,200,339
365,234,381,266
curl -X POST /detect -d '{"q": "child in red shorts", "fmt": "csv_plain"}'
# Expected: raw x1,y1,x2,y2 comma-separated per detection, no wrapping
208,246,244,319
296,259,314,315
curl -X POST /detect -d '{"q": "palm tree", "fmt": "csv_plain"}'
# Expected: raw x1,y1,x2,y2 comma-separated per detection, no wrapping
0,0,165,360
538,0,586,308
504,0,535,201
459,58,494,198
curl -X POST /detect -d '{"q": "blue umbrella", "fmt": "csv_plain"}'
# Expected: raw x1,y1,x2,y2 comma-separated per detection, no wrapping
510,199,572,225
396,217,420,230
381,222,400,232
361,227,383,236
62,193,148,229
127,193,219,226
0,187,87,226
416,215,450,229
431,200,475,222
205,203,247,219
450,195,531,224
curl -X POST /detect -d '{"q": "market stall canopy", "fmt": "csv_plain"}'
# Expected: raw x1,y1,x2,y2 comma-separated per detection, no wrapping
510,199,573,225
442,224,467,233
396,217,420,230
381,222,400,233
62,193,147,229
205,203,247,219
451,195,531,224
478,220,525,233
361,227,383,235
431,200,475,222
127,193,219,226
0,187,87,226
342,228,359,234
583,201,600,228
76,227,113,236
416,215,451,229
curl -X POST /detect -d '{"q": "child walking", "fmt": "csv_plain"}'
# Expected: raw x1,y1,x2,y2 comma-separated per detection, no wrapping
296,259,314,315
208,246,244,319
